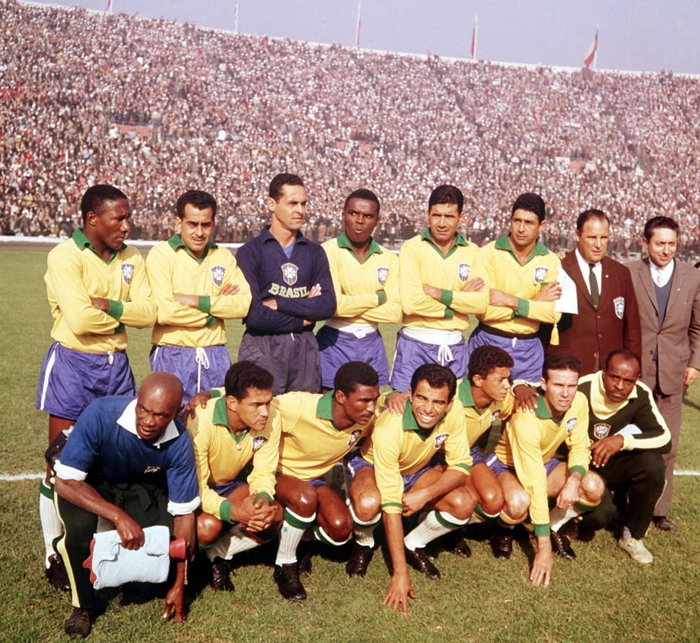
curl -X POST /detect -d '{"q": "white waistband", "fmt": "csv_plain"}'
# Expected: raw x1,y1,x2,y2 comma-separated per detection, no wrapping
403,327,464,346
325,319,379,337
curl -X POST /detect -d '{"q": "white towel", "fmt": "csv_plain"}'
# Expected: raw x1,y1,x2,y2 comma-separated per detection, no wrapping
90,525,171,589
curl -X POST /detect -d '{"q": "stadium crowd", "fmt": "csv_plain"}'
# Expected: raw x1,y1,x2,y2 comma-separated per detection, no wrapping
1,0,700,258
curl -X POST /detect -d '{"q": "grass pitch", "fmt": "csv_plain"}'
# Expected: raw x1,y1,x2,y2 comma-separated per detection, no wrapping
1,244,699,642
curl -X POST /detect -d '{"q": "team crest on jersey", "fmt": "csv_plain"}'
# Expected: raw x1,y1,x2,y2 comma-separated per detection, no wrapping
122,263,134,285
211,265,225,288
347,429,363,447
594,423,611,439
433,433,449,450
281,263,299,286
533,266,549,284
458,262,471,282
566,417,577,435
251,436,268,452
613,297,625,320
143,466,161,474
377,266,389,286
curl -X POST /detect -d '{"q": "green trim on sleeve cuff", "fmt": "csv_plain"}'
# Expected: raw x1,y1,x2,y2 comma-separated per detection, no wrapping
254,492,273,504
381,502,404,514
443,307,455,319
439,289,453,307
114,323,125,334
204,314,217,327
197,295,211,313
376,290,387,305
210,388,223,399
515,298,529,318
107,299,123,320
533,523,551,537
453,463,472,474
569,465,587,478
219,500,234,523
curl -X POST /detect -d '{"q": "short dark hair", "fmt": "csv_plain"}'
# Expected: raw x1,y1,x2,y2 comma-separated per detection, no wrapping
604,348,641,372
643,216,680,241
80,184,128,224
511,193,546,222
468,346,514,384
334,361,379,395
224,361,274,399
410,363,457,402
269,173,304,201
344,188,380,213
576,208,610,232
542,353,581,381
428,185,464,213
176,190,217,220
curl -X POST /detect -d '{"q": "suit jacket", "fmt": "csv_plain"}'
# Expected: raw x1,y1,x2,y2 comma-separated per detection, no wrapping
547,252,641,375
629,259,700,396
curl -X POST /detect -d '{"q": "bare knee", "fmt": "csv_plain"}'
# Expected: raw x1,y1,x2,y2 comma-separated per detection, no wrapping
479,487,505,516
284,486,319,519
352,491,381,522
196,513,223,546
504,489,530,521
581,472,605,504
440,488,476,521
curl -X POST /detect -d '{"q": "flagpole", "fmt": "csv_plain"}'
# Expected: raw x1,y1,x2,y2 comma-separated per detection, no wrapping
593,24,599,70
355,0,362,49
471,14,478,60
234,0,239,34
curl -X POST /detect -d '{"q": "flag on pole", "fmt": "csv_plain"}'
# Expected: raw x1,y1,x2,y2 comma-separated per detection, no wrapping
470,14,478,60
583,27,598,69
355,0,362,48
105,0,112,11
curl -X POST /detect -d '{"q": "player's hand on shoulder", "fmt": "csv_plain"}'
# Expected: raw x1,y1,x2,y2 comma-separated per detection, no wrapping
182,391,212,421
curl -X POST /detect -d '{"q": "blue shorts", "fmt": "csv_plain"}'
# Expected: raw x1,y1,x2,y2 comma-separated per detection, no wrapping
317,325,389,388
345,455,430,493
209,479,247,499
36,343,136,421
150,344,231,405
486,454,562,478
470,445,487,466
239,331,320,396
467,325,543,383
389,329,467,392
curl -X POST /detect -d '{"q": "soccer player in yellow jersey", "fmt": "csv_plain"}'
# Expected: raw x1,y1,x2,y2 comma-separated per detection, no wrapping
185,361,280,592
147,190,251,404
37,184,156,590
271,361,381,601
487,353,604,587
390,185,488,391
347,364,473,614
468,193,562,384
318,189,401,389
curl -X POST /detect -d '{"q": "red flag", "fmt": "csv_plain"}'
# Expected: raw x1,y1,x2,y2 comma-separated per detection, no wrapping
105,0,112,11
470,15,478,60
583,28,598,69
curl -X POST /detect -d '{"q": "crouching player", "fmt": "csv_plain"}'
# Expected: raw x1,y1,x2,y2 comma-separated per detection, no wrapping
346,364,474,614
185,361,281,591
486,353,605,587
272,361,381,601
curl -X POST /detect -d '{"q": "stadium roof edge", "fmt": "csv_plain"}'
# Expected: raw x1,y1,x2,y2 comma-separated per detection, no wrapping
17,0,700,79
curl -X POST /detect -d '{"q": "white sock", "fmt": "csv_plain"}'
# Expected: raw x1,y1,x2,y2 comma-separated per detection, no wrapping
404,510,468,551
39,481,63,565
207,524,263,562
275,508,316,566
549,505,581,532
349,503,380,548
622,526,632,540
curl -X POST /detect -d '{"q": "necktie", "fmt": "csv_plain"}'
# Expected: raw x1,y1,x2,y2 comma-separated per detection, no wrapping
589,263,599,308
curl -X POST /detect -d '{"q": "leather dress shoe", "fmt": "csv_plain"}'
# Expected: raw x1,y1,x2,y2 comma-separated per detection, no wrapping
551,530,576,560
346,543,374,577
273,563,307,601
404,547,440,580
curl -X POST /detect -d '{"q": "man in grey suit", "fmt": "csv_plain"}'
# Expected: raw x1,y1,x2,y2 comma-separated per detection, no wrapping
630,216,700,532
